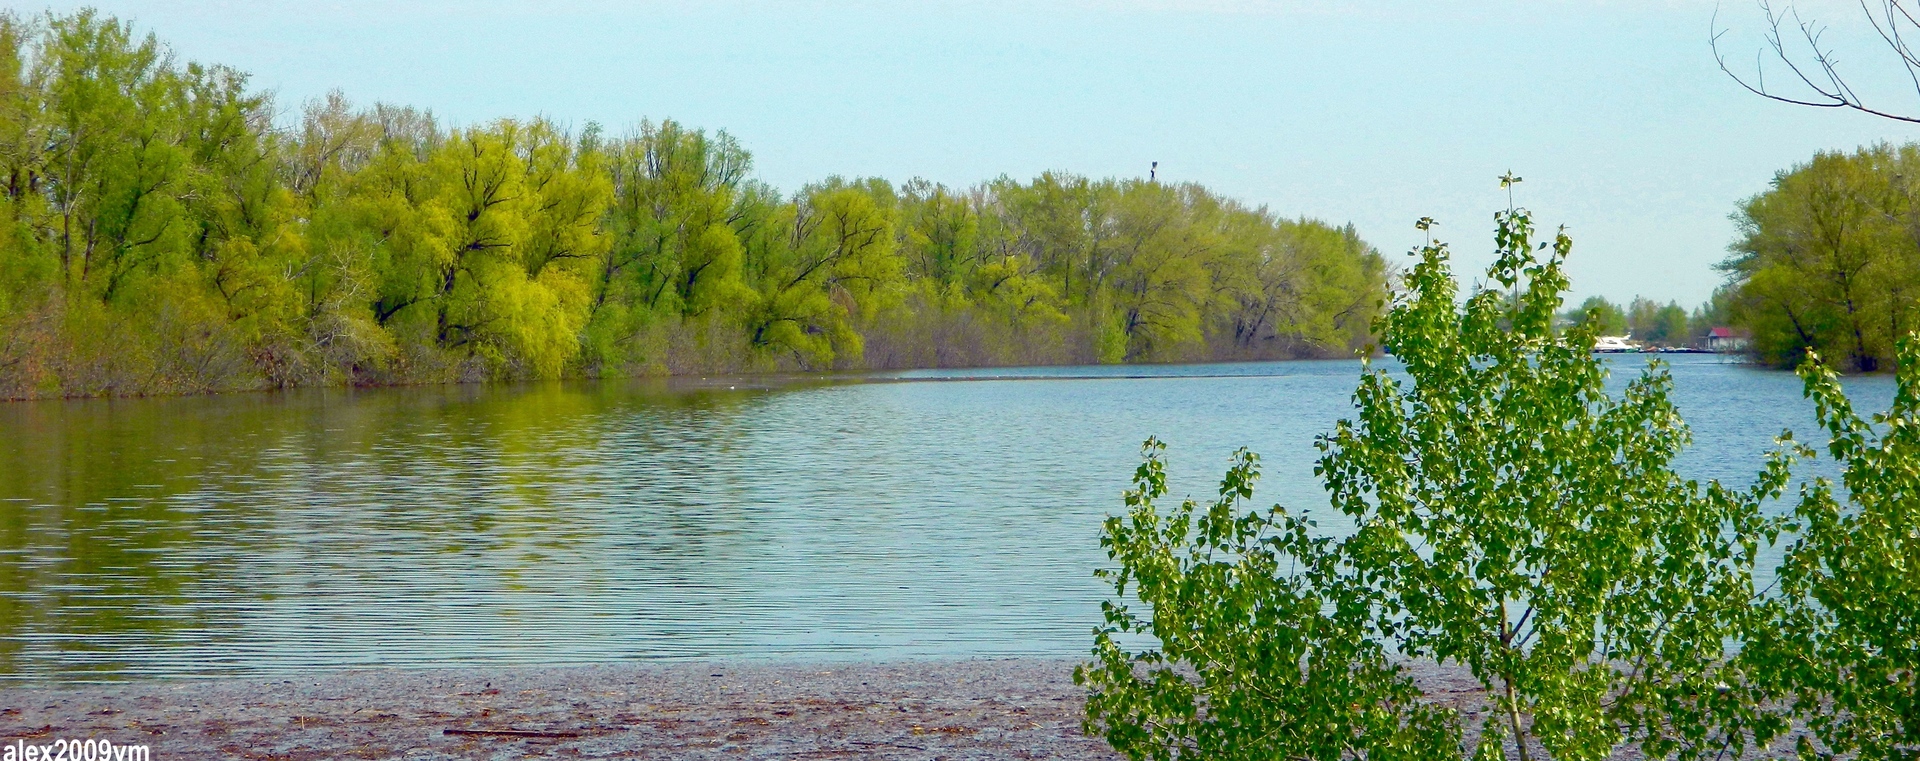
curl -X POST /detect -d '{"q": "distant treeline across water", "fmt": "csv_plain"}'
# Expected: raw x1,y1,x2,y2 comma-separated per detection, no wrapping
0,10,1386,399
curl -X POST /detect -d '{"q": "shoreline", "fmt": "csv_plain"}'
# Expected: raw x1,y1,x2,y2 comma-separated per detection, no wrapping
0,658,1119,760
0,351,1761,405
0,353,1372,404
0,658,1809,760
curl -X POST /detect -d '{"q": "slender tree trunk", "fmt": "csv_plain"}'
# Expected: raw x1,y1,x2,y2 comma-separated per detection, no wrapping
1499,604,1532,761
1504,675,1531,761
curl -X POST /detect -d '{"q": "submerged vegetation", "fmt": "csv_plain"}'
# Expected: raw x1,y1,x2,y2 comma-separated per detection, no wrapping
1082,196,1920,759
0,10,1387,399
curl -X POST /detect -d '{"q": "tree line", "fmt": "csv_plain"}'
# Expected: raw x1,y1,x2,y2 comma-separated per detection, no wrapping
0,10,1387,399
1558,294,1728,348
1556,139,1920,368
1560,141,1920,371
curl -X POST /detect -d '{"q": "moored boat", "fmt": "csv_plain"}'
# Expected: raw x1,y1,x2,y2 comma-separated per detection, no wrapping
1593,335,1637,353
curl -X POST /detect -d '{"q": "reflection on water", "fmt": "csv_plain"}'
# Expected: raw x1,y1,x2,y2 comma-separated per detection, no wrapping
0,356,1892,682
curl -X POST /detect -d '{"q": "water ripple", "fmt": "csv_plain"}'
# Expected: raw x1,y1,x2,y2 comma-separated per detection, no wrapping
0,357,1889,682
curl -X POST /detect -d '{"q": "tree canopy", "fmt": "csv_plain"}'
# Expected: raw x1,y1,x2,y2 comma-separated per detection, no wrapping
1079,203,1799,760
1719,143,1920,371
0,10,1390,398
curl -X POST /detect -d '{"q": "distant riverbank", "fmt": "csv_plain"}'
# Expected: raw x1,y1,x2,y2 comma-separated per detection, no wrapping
0,353,1379,404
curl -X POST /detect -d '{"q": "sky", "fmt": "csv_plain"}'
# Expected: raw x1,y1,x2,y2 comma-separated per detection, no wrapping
23,0,1920,307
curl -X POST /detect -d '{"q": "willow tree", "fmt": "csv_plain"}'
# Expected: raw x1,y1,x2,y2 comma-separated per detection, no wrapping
0,8,1397,395
742,177,902,366
1215,216,1384,358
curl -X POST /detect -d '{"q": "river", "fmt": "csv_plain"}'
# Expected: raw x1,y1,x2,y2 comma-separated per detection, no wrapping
0,355,1890,682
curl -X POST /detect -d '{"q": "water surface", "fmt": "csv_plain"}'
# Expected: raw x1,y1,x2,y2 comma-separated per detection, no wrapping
0,355,1890,682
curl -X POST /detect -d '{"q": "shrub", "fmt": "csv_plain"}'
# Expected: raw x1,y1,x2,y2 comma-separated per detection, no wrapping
1741,340,1920,760
1077,198,1796,760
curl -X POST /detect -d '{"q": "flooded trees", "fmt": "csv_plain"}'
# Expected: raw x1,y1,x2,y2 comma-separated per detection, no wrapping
0,9,1392,397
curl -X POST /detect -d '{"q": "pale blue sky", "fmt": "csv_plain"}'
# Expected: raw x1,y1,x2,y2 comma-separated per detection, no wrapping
27,0,1918,307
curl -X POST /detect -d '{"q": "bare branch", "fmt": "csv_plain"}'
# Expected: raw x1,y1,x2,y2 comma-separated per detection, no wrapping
1712,0,1920,123
1866,0,1920,102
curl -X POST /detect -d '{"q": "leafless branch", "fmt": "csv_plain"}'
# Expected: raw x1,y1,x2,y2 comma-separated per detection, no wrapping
1712,0,1920,123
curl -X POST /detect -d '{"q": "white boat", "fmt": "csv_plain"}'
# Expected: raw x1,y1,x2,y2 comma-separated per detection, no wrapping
1593,335,1637,353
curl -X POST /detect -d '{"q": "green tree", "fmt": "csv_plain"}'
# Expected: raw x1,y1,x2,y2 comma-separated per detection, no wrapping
1739,339,1920,759
1686,286,1738,347
1104,181,1215,360
426,119,605,376
1626,297,1690,346
897,177,980,288
1723,144,1920,371
1079,200,1795,760
997,172,1113,305
1216,215,1383,358
331,116,606,377
741,177,901,366
1562,295,1628,335
30,10,220,305
0,9,1395,396
595,120,750,321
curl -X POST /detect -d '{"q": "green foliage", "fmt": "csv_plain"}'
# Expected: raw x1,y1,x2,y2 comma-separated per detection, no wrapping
1738,339,1920,759
1079,201,1797,760
1687,286,1738,347
1078,438,1456,760
1627,297,1690,347
1722,143,1920,371
0,10,1392,397
1561,296,1627,335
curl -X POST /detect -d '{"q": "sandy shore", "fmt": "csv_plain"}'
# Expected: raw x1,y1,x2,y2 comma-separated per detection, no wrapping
0,658,1807,760
0,659,1117,760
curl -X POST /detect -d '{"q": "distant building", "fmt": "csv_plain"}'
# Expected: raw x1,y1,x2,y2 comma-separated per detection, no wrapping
1706,327,1749,353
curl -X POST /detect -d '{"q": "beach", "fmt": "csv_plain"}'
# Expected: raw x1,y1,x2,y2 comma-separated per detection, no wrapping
0,659,1118,760
0,658,1816,760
